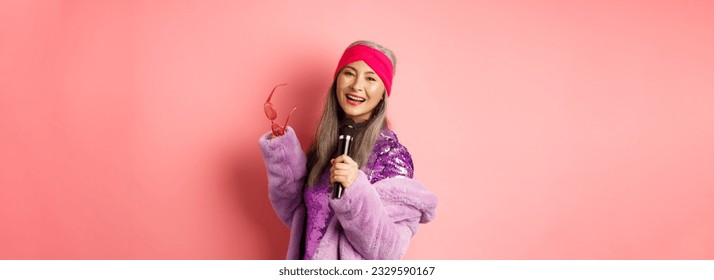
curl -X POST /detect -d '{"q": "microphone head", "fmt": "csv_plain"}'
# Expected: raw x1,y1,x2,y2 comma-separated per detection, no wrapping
339,118,356,137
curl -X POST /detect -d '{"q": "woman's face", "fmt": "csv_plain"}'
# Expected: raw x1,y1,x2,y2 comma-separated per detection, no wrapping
335,60,386,123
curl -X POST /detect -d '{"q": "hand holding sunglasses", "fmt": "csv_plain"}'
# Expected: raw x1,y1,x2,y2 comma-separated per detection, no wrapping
264,83,297,138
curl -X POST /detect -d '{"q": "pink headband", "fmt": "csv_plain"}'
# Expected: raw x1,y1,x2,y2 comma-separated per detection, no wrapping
334,44,394,96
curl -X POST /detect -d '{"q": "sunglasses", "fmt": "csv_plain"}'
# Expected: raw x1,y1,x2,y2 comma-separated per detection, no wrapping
264,83,297,136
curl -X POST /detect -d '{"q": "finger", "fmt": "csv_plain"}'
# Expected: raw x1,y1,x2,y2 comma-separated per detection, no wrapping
331,175,343,185
338,155,357,165
333,162,354,170
333,154,352,163
333,169,353,176
337,175,352,186
333,174,354,188
332,156,342,164
330,173,340,184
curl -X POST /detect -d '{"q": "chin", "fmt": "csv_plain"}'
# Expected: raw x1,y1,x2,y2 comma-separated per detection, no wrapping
343,113,359,120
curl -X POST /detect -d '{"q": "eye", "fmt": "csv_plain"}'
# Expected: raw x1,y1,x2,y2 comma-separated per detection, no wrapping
367,76,377,81
343,71,355,76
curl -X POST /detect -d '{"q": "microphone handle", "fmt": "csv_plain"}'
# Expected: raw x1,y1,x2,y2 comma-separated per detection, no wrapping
332,134,352,199
332,182,344,199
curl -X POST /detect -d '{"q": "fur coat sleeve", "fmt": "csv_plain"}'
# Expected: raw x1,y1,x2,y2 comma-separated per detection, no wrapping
329,170,437,259
258,127,306,227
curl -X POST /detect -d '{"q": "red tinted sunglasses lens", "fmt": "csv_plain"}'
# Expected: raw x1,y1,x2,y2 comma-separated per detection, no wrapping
272,122,283,136
264,103,277,120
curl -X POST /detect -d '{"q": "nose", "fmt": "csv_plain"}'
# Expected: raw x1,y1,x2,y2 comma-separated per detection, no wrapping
349,76,365,91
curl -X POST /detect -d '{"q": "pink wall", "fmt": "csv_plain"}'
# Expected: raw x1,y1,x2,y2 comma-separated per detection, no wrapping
1,1,713,259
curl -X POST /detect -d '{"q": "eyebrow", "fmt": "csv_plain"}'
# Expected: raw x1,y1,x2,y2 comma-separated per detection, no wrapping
344,66,376,75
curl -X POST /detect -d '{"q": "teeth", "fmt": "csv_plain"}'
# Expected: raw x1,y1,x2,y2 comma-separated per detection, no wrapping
347,95,365,102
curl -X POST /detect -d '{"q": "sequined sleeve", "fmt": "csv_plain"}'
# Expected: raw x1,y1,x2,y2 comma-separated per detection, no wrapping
368,133,415,183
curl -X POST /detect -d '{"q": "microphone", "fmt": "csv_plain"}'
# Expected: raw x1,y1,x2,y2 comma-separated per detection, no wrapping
332,118,356,199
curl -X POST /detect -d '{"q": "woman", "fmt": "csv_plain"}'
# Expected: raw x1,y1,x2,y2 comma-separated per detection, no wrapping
259,40,437,260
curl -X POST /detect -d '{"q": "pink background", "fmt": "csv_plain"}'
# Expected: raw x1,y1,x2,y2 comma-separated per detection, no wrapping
1,1,713,259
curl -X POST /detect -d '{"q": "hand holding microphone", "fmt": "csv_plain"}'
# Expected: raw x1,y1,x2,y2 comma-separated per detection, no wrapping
331,119,357,199
330,155,359,198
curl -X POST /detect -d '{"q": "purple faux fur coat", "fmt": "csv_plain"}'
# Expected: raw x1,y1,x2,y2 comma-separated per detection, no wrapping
259,127,437,260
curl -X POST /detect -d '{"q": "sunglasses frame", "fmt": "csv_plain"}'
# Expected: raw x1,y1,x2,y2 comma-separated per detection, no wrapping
264,83,297,136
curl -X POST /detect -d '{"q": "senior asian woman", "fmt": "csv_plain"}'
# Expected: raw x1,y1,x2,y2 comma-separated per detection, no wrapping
259,40,437,260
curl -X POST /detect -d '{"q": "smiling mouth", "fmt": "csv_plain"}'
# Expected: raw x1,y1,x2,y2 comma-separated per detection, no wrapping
346,94,366,103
